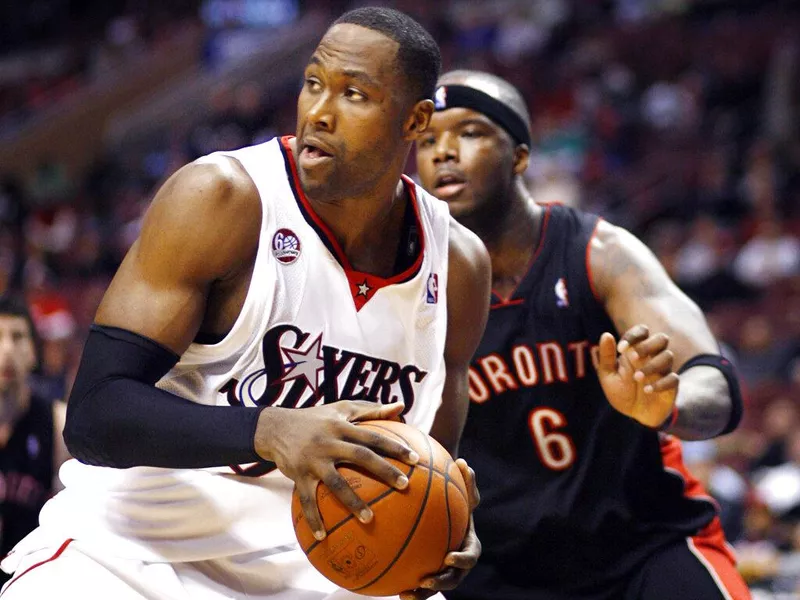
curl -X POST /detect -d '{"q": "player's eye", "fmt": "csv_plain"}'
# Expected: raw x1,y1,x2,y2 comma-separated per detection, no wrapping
345,87,366,101
419,136,436,148
304,78,322,92
461,128,483,139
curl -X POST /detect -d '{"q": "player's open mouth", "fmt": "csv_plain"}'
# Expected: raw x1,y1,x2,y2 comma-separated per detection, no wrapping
434,172,467,198
299,138,335,166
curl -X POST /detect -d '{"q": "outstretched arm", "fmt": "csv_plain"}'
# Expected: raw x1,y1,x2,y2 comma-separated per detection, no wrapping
590,220,741,440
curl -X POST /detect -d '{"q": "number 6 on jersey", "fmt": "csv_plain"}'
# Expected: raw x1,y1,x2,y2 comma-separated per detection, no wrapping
528,408,576,471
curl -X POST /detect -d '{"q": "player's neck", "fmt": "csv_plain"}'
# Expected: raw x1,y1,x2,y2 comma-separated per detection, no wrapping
477,181,545,284
308,176,409,276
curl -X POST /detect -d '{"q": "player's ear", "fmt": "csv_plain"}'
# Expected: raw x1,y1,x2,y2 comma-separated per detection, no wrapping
404,99,434,141
513,144,530,176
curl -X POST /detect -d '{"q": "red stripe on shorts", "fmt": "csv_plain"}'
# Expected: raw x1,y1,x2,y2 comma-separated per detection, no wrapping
688,528,752,600
0,538,74,597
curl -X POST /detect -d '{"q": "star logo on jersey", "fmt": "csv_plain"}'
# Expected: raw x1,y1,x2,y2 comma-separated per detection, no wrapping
555,277,569,308
277,333,324,391
357,280,371,297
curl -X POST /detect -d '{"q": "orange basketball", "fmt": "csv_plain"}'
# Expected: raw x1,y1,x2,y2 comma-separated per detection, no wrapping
291,420,470,596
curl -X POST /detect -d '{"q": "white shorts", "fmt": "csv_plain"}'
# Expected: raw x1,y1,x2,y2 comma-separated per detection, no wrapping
0,538,444,600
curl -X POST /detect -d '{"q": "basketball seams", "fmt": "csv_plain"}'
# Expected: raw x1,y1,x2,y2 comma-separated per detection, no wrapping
440,459,468,505
304,463,417,555
296,421,469,594
352,430,436,592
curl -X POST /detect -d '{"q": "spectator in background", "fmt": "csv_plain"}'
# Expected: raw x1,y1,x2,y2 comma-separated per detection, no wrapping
28,295,76,402
736,315,795,387
675,216,755,310
734,218,800,289
0,294,69,585
675,216,729,285
750,396,800,473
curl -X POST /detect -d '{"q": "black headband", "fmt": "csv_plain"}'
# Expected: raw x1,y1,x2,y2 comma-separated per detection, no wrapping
433,84,531,147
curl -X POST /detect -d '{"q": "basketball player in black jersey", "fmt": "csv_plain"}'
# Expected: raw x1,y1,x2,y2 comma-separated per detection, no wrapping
0,295,69,584
416,71,750,600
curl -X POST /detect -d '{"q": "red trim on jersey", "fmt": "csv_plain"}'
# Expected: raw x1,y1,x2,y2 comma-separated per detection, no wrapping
660,435,749,597
280,136,425,311
491,205,552,305
1,538,74,596
585,217,604,302
660,434,720,511
490,299,524,309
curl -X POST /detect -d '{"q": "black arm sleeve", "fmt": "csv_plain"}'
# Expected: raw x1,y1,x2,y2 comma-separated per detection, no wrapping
64,325,266,469
677,353,744,436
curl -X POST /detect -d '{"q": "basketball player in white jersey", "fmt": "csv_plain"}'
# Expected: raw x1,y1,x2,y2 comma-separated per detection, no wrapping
0,8,490,600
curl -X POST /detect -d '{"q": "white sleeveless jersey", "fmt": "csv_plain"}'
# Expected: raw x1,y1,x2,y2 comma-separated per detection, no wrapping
38,137,451,562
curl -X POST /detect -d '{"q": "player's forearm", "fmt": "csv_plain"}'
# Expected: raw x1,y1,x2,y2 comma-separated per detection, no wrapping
667,366,732,441
64,325,265,469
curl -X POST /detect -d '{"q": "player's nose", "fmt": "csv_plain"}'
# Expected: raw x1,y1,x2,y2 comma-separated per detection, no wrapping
432,133,458,164
306,92,335,132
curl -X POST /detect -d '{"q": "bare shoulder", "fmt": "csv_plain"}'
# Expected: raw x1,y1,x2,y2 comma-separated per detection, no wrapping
588,219,668,301
94,155,262,348
139,155,261,277
445,217,491,359
447,217,492,282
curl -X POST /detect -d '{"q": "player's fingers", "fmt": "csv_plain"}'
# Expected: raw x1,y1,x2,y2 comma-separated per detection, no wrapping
618,350,635,380
350,425,420,466
617,324,649,353
644,372,680,394
638,349,674,378
631,333,669,360
443,530,481,570
295,479,326,540
338,439,410,490
345,400,405,422
593,332,617,375
455,458,480,508
419,565,469,591
320,466,374,524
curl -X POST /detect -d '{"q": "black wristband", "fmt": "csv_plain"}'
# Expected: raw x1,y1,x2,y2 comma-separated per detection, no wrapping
64,325,268,469
677,353,744,435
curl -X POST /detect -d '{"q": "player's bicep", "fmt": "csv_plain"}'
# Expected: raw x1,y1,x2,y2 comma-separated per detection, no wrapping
590,222,717,366
95,158,259,354
430,221,491,456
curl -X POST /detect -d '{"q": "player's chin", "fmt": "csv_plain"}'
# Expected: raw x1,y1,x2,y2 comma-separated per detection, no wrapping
444,196,479,222
298,168,335,196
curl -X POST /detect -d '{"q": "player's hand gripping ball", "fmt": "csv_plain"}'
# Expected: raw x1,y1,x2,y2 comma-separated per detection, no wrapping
291,420,470,596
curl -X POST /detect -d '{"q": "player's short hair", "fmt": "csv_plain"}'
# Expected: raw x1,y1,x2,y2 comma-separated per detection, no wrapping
0,293,41,368
333,7,441,102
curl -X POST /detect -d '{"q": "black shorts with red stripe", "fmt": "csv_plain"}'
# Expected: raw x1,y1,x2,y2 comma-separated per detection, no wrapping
445,522,751,600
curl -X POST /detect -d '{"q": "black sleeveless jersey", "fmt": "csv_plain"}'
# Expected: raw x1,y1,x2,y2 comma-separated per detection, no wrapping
0,395,54,564
455,205,718,596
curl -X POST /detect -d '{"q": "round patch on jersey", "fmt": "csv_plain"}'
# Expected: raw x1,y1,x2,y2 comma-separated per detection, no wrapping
272,228,301,264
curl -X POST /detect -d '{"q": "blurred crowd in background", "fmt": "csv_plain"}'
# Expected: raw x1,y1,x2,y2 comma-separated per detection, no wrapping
0,0,798,597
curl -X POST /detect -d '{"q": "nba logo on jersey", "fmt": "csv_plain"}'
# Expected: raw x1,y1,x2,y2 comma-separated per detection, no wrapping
555,277,569,308
434,86,447,110
426,273,439,304
272,228,301,264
